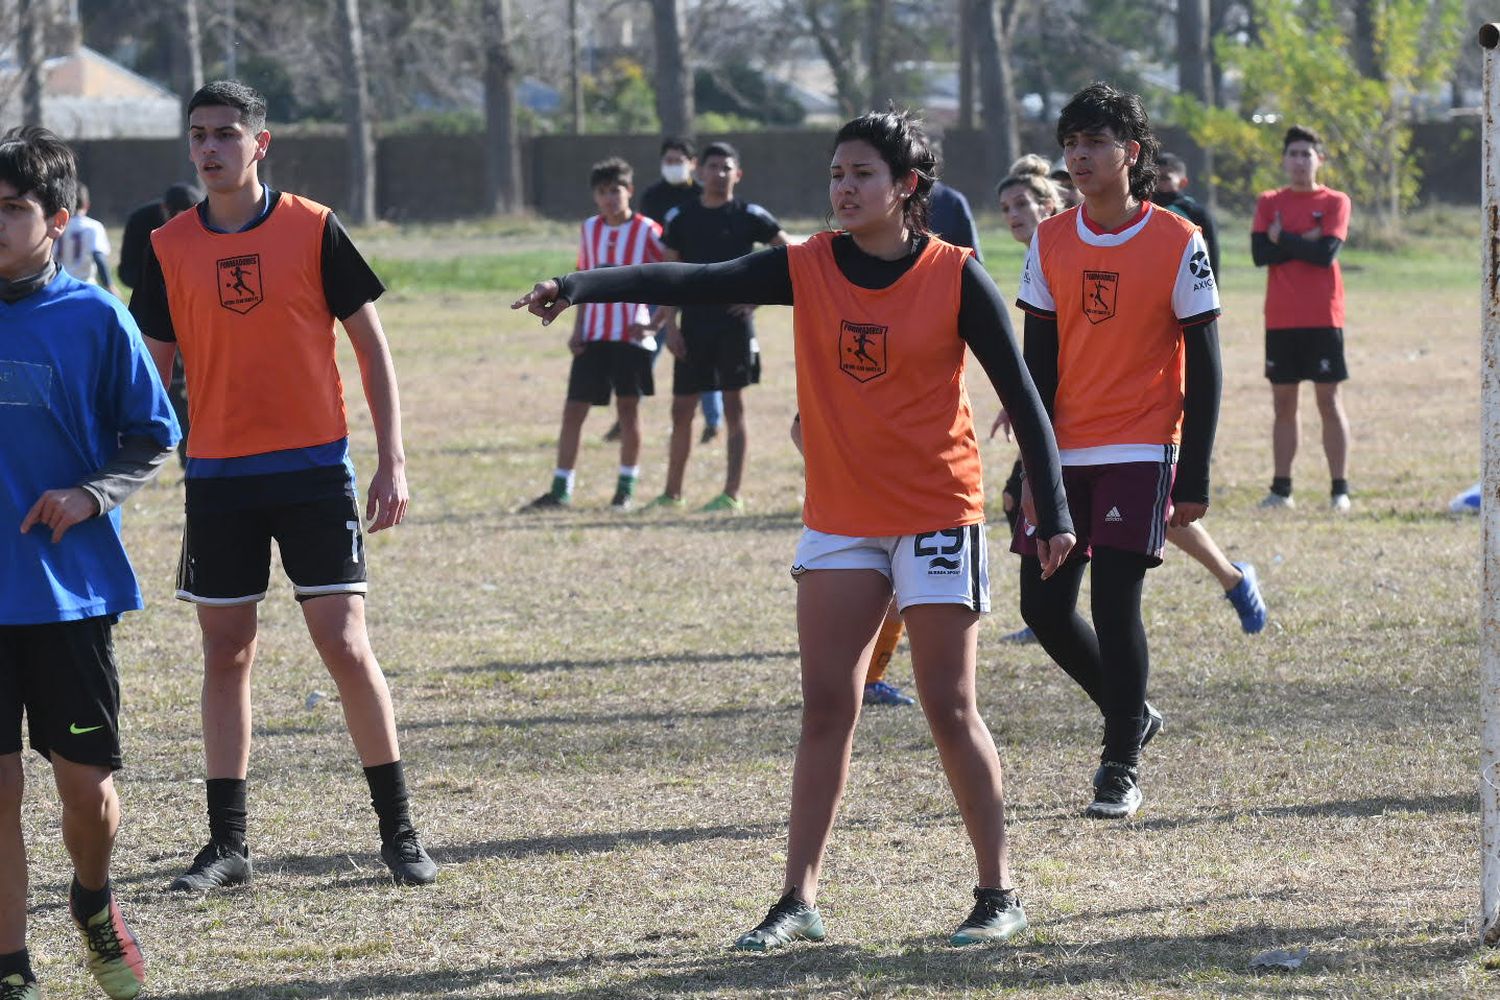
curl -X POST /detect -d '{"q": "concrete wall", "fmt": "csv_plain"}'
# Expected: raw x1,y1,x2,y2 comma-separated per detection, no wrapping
73,121,1483,226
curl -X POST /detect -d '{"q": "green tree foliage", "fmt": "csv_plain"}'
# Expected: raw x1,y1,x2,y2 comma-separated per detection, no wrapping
1176,0,1464,219
584,57,659,134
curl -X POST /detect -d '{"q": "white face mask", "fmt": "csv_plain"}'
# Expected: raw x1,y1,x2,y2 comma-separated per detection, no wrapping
661,162,693,185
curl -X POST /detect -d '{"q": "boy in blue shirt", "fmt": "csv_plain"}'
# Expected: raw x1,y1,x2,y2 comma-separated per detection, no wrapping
0,126,179,1000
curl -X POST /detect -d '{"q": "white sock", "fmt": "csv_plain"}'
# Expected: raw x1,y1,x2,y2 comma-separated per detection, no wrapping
618,465,639,480
552,468,576,492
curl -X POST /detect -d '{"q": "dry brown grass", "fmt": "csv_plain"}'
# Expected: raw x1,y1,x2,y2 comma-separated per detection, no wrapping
19,214,1492,998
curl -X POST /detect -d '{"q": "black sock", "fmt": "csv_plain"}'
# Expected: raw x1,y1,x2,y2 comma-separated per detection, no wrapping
364,760,412,843
0,948,33,982
69,875,112,921
206,777,248,851
1331,478,1349,496
1271,476,1292,498
1102,715,1145,769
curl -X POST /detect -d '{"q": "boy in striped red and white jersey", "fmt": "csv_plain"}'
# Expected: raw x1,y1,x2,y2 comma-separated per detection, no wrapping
522,158,664,511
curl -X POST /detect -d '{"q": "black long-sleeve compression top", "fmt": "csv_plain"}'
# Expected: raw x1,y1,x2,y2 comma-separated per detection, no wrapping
554,233,1073,539
1251,231,1343,268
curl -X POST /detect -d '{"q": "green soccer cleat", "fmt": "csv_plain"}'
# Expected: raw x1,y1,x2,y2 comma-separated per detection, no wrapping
74,897,147,999
644,494,685,510
733,891,826,951
0,973,40,1000
700,493,743,513
949,887,1028,946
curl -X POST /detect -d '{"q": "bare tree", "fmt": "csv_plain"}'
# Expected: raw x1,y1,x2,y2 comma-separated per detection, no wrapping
568,0,584,133
864,0,889,108
1176,0,1214,208
800,0,865,117
336,0,377,224
176,0,204,103
483,0,522,214
18,0,45,127
650,0,694,138
973,0,1025,182
957,0,975,130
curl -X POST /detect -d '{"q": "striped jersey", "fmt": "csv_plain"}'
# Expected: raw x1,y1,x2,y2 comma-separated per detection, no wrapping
577,213,663,348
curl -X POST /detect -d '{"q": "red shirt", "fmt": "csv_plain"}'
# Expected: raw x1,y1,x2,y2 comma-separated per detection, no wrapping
1252,186,1350,329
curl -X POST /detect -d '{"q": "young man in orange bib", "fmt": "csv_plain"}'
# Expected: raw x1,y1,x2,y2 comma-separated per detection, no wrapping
516,109,1076,949
1014,83,1222,820
1251,125,1353,512
129,81,436,890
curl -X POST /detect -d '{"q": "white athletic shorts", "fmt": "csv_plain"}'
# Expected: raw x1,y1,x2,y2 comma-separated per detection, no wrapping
790,524,990,613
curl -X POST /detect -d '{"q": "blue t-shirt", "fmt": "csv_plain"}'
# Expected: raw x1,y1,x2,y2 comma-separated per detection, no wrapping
0,272,180,624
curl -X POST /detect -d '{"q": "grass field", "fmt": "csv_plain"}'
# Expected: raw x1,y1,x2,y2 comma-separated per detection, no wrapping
19,210,1493,998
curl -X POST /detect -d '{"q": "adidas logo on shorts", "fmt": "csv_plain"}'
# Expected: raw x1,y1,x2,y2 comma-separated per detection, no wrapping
1105,506,1124,523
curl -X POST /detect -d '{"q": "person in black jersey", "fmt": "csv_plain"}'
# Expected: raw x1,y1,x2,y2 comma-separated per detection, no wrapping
639,137,701,226
1153,152,1220,278
117,182,201,468
515,109,1075,952
653,141,790,512
604,137,721,445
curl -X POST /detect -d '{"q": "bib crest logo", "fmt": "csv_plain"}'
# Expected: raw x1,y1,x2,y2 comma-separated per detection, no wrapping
839,320,887,382
218,255,263,314
1082,270,1118,324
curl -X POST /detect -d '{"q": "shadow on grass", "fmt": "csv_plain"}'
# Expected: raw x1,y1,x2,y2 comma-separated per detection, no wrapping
255,821,781,878
145,918,1478,999
452,647,800,675
487,510,805,534
1132,791,1477,833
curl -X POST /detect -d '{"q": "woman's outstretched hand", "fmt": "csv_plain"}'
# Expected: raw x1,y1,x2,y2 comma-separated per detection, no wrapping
511,280,571,325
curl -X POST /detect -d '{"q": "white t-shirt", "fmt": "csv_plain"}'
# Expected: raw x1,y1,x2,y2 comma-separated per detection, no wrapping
57,215,111,284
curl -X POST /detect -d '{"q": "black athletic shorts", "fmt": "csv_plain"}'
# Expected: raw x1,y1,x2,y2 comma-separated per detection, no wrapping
0,616,123,770
566,341,655,405
673,322,760,395
179,467,368,605
1265,327,1348,384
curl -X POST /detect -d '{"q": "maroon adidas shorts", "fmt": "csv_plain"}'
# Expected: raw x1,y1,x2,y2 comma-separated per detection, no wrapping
1012,461,1176,565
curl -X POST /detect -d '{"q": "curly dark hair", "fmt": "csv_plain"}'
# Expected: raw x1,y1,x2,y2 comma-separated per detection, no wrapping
831,107,937,234
1056,82,1160,202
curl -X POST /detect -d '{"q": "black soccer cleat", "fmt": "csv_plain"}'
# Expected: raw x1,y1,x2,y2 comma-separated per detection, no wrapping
381,829,438,886
169,841,252,891
1085,762,1143,820
1141,702,1163,749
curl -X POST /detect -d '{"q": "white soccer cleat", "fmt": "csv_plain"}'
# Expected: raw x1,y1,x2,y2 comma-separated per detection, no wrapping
1330,493,1351,514
1257,492,1295,510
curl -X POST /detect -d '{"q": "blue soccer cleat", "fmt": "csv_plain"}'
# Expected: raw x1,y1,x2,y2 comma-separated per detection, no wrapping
1225,562,1267,634
863,680,915,707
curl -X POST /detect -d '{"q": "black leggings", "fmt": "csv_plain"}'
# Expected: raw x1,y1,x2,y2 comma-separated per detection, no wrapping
1019,547,1153,765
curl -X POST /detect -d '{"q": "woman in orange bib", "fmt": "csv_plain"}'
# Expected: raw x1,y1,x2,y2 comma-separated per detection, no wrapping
515,110,1075,949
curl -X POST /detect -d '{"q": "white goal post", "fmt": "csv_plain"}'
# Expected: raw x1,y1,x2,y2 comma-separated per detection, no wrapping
1480,19,1500,949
